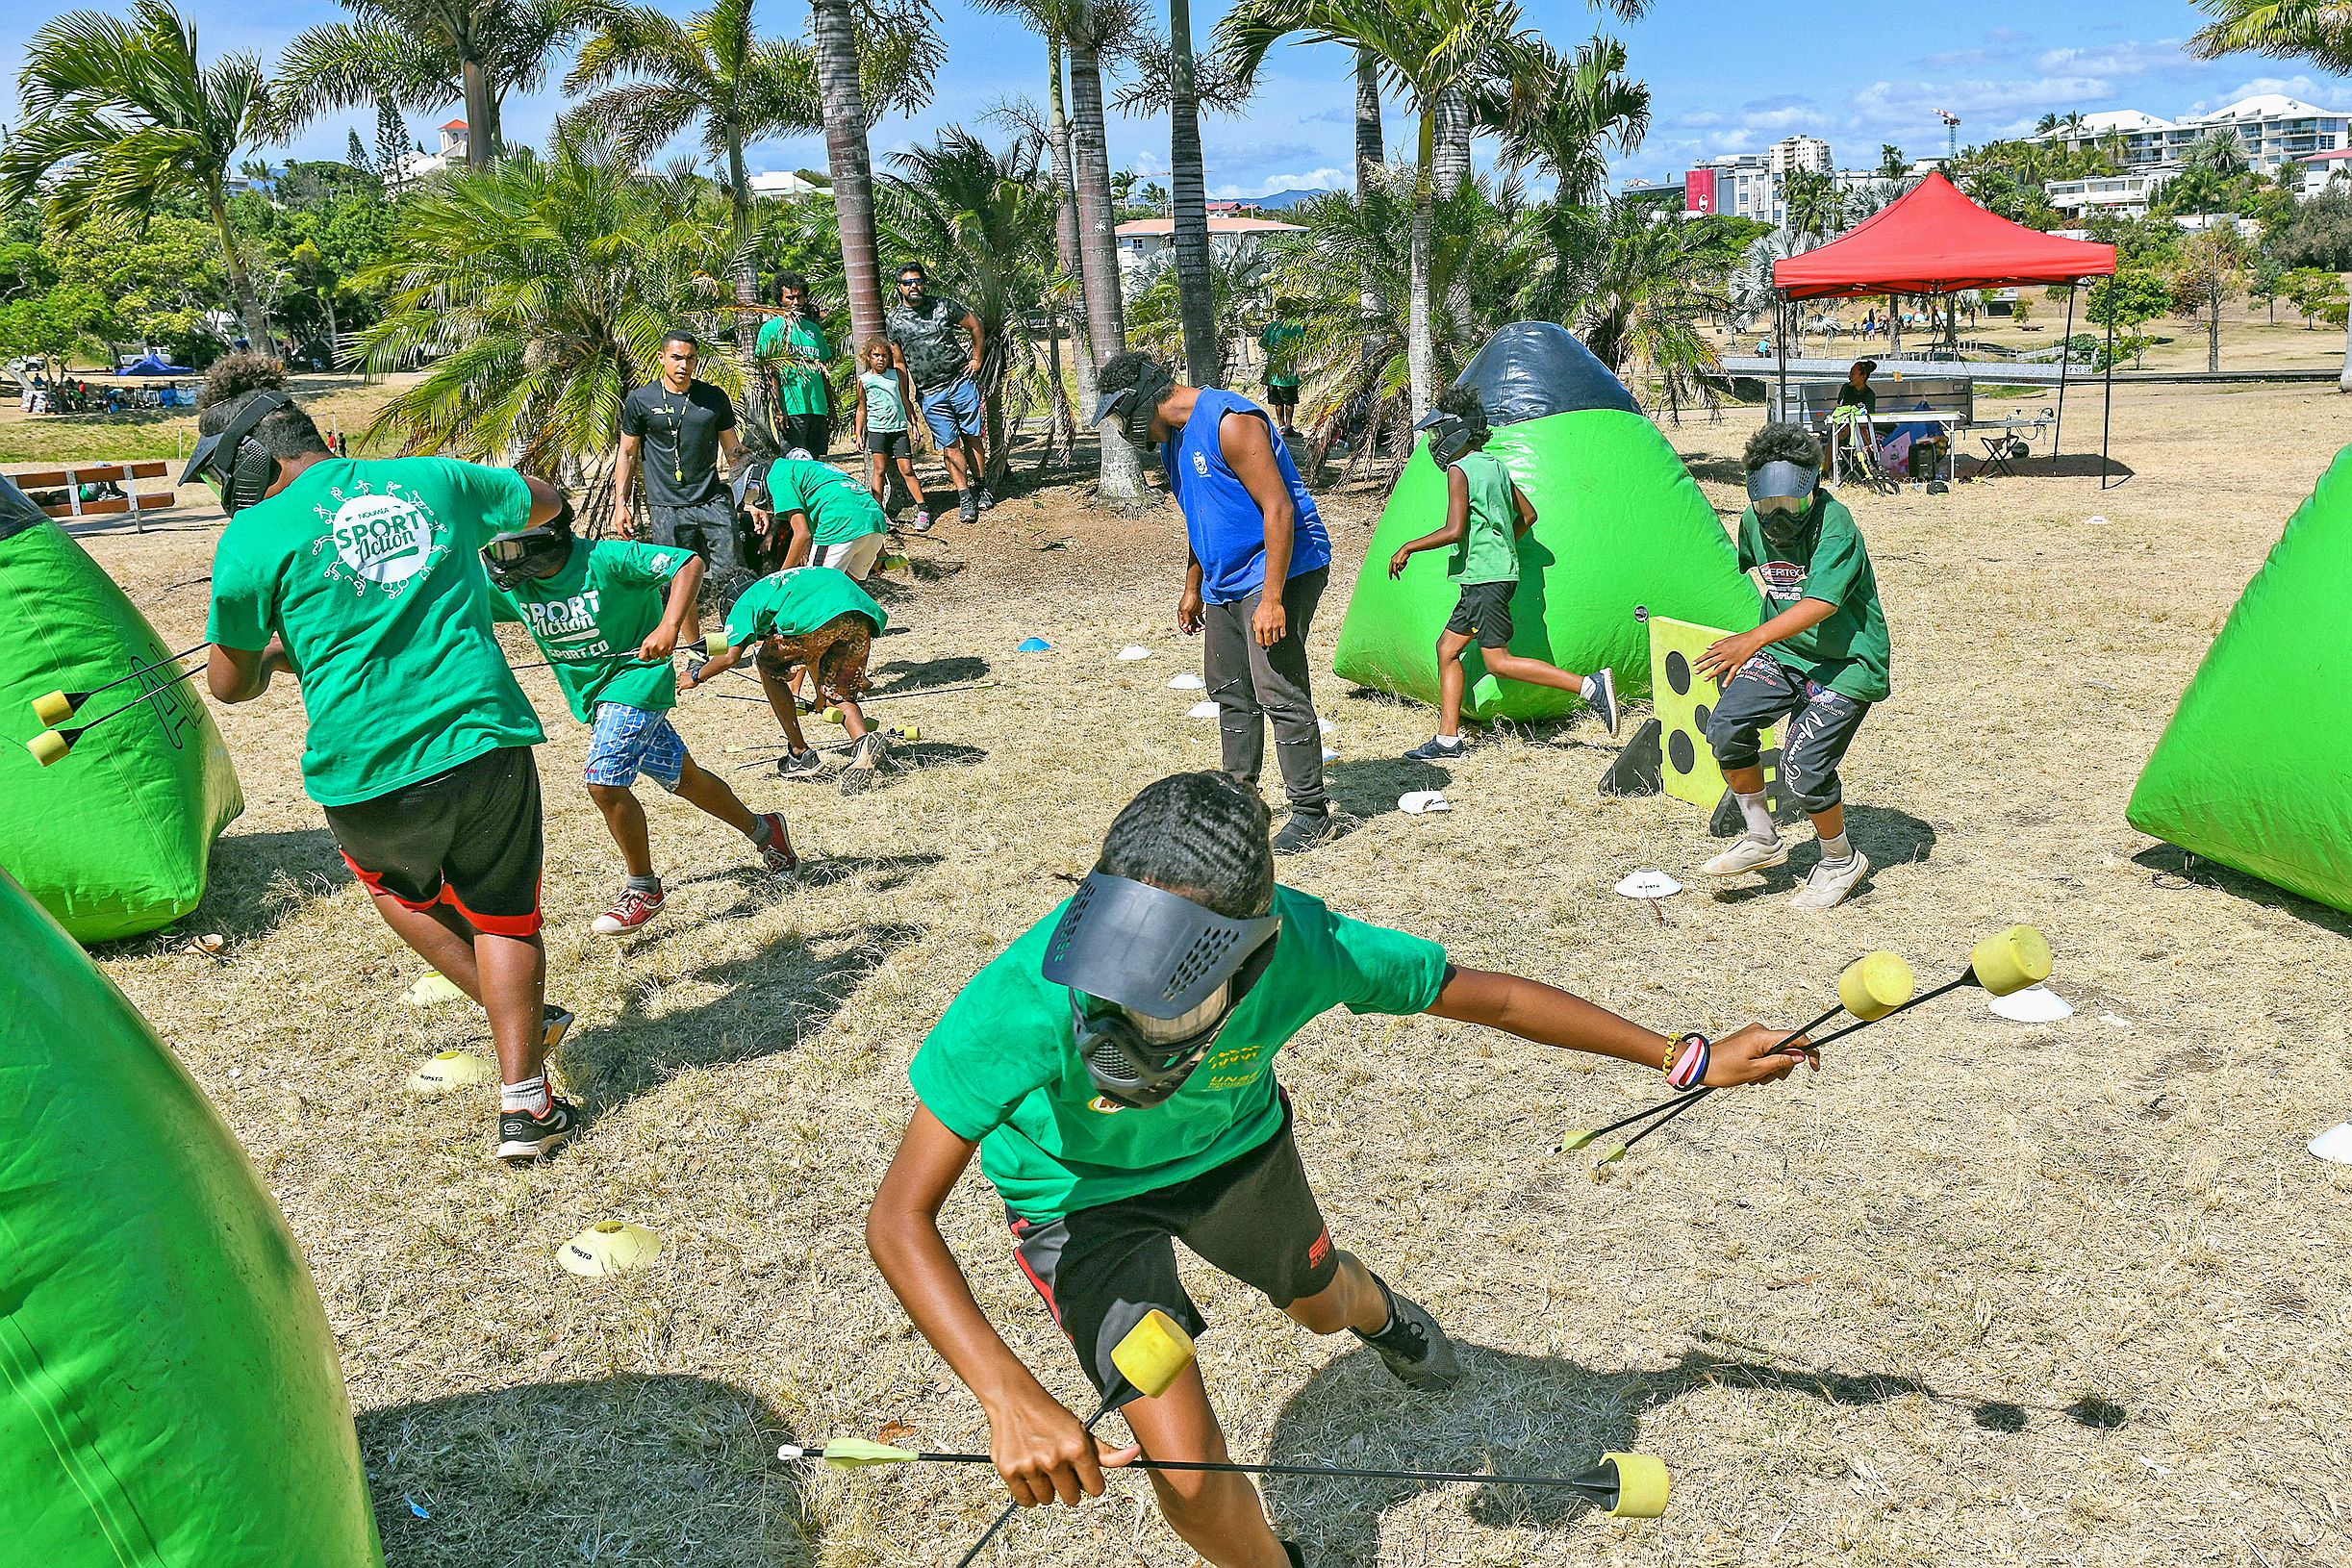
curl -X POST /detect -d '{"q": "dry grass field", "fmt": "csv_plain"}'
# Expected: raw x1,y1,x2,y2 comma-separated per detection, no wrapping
66,376,2352,1568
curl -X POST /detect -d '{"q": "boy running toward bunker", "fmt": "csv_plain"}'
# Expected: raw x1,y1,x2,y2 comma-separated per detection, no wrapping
683,565,891,789
865,771,1812,1568
484,509,797,937
855,338,930,529
1385,386,1618,758
1694,422,1891,911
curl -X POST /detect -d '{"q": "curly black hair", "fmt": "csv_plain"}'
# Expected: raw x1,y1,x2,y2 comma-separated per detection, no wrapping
1743,421,1821,472
195,352,286,412
1433,383,1490,444
1097,349,1174,397
195,353,329,460
1097,771,1274,920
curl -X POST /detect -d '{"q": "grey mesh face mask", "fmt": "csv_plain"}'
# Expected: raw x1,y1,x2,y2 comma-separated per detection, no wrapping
1413,408,1479,470
1042,873,1281,1107
1746,460,1819,516
1088,361,1176,449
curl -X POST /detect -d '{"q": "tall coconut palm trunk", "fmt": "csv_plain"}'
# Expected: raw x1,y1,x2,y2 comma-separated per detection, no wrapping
1069,13,1142,502
1406,108,1437,419
461,54,495,167
811,0,886,346
208,188,271,347
1049,35,1091,455
725,145,771,442
1167,0,1218,386
1354,46,1384,367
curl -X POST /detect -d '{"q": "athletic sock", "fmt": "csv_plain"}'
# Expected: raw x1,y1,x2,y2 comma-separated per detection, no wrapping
627,873,661,897
750,814,777,846
1817,830,1853,867
1434,733,1460,746
1580,675,1599,701
501,1075,551,1117
1736,790,1778,844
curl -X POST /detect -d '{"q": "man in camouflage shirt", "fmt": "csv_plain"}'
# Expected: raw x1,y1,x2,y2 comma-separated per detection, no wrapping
885,261,993,522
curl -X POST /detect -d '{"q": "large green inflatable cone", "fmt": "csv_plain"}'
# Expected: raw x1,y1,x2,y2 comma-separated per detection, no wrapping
2127,446,2352,914
1332,324,1760,722
0,481,241,941
0,867,382,1567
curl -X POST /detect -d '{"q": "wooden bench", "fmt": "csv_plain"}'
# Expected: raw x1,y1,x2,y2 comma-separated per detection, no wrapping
8,462,177,527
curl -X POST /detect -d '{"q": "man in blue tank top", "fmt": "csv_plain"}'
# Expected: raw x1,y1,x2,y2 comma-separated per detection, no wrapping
1092,352,1337,853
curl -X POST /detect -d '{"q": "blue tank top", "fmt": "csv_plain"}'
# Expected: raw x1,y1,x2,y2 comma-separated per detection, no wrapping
1163,389,1330,605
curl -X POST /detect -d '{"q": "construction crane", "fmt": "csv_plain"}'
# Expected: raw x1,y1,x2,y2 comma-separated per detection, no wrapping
1936,110,1960,164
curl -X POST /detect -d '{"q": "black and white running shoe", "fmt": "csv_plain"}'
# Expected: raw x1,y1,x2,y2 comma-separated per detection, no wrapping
1353,1278,1462,1392
495,1094,580,1162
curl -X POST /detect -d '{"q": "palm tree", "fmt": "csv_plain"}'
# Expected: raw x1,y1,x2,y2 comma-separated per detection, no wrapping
266,0,582,169
1779,165,1844,241
1126,238,1280,383
353,136,736,506
1069,0,1145,499
1478,35,1648,206
1120,14,1254,388
3,0,272,346
878,128,1061,484
1878,142,1907,179
1221,0,1537,417
1530,198,1732,419
810,0,878,346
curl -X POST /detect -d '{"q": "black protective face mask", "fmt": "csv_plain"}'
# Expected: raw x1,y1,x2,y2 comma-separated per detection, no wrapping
1416,412,1479,470
1069,937,1279,1107
480,505,575,589
180,390,291,517
1090,362,1176,449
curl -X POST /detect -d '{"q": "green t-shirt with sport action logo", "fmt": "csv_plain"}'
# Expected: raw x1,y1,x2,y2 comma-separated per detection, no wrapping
908,885,1449,1220
206,455,544,807
1447,449,1521,586
492,539,695,722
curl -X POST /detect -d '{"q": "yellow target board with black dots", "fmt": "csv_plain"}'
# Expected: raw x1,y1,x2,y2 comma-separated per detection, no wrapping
1648,615,1782,812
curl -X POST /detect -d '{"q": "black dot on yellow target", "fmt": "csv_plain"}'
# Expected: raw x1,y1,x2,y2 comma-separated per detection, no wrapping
1695,702,1712,736
1667,729,1694,774
1666,651,1691,696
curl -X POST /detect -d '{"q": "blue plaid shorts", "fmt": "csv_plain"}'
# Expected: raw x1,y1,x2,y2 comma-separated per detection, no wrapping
585,702,688,792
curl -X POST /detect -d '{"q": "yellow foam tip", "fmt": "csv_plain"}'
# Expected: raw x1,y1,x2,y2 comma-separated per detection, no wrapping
1836,950,1916,1022
27,729,69,766
407,1049,496,1094
880,554,909,571
1110,1308,1197,1399
1603,1452,1669,1518
898,722,920,743
703,630,729,657
558,1220,662,1277
1969,924,2052,997
403,973,467,1006
822,705,843,724
32,690,73,725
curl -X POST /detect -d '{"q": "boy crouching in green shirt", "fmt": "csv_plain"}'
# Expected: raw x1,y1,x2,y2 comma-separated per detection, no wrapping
865,771,1810,1568
1385,386,1618,758
1694,423,1892,911
682,565,892,790
485,509,797,937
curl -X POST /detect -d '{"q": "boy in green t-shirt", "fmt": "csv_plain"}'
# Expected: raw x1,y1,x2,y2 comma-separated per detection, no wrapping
1384,386,1618,759
484,511,797,938
1694,422,1893,911
866,771,1811,1568
193,356,577,1162
746,455,889,580
683,566,891,788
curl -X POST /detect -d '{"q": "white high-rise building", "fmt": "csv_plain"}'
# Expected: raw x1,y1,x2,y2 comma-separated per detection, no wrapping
1769,135,1833,176
2038,95,2350,173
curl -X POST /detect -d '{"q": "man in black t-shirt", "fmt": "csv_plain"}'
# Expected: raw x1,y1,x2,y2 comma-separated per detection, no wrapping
615,329,750,580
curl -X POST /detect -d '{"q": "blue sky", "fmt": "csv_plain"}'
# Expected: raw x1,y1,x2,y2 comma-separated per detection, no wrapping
5,0,2347,201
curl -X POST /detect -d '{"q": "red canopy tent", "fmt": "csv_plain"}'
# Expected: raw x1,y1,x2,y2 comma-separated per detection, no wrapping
1770,173,2122,484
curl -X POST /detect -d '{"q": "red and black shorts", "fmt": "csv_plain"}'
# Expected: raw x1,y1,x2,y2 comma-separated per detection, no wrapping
1007,1095,1340,1408
322,745,545,937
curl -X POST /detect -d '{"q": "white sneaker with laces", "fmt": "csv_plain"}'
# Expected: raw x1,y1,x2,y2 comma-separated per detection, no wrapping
1700,836,1789,876
1790,850,1870,911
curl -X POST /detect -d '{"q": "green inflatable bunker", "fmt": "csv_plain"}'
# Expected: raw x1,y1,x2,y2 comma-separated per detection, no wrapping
0,866,383,1567
2127,446,2352,915
0,479,240,941
1332,323,1760,721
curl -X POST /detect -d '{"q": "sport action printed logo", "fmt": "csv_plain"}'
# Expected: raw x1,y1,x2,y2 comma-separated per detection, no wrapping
308,479,449,596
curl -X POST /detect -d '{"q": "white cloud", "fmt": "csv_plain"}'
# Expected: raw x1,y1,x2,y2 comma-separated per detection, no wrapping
1852,75,2114,120
2191,76,2352,113
1205,168,1352,200
2035,40,2186,79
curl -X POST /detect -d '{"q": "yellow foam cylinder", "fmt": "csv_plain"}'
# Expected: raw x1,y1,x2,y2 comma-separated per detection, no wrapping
822,705,844,724
1603,1452,1669,1518
27,729,69,767
32,690,74,725
1836,950,1915,1022
703,630,729,658
1109,1309,1197,1399
1968,924,2052,997
898,722,920,743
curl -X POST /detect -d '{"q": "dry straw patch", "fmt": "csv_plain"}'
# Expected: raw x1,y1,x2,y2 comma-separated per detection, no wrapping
81,379,2352,1567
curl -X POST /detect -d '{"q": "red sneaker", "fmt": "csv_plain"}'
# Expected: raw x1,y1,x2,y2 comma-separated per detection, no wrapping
591,886,666,936
754,812,798,878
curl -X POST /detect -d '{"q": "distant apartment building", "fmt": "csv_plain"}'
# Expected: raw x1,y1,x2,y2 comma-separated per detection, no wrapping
1683,137,1849,227
2042,169,2174,219
1114,215,1304,278
2040,94,2350,174
1768,135,1832,176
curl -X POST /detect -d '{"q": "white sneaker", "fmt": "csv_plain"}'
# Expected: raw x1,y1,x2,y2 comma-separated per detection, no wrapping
1701,836,1788,876
1583,668,1620,738
1790,850,1870,911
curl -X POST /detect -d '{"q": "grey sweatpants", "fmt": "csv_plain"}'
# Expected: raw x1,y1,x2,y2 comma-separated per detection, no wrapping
1704,654,1871,814
646,496,745,580
1202,565,1328,812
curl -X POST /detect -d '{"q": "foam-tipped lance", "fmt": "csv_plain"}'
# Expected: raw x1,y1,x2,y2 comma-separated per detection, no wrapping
29,639,211,726
1558,950,1915,1158
25,660,209,767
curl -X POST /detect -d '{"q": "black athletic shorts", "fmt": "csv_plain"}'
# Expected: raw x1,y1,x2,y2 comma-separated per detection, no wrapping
1007,1094,1340,1407
784,410,833,458
1266,381,1299,409
865,428,912,459
322,745,544,937
1445,579,1515,647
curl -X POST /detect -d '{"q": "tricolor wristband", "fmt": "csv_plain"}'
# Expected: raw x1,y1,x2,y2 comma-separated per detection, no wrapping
1664,1032,1710,1091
